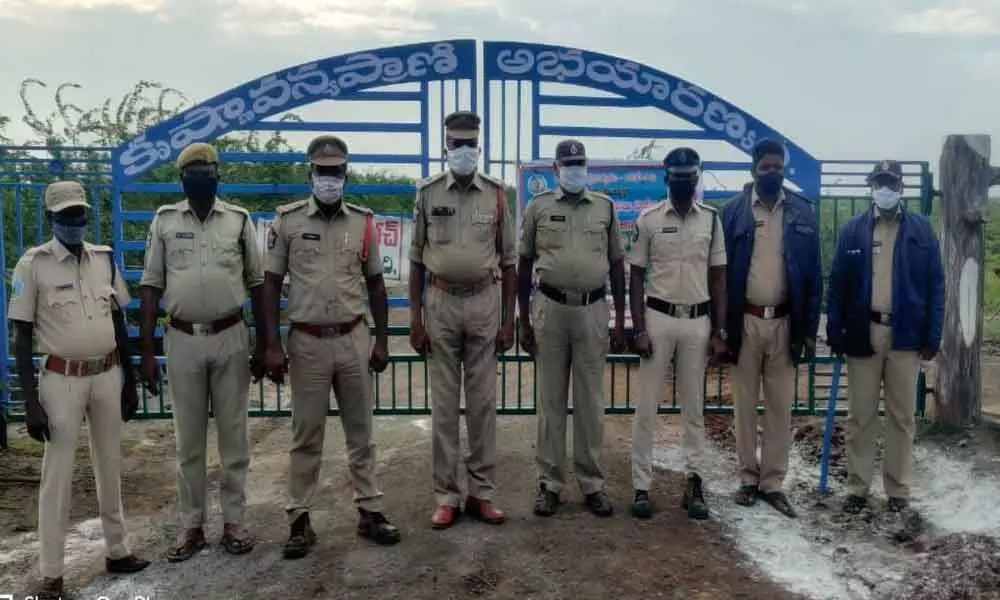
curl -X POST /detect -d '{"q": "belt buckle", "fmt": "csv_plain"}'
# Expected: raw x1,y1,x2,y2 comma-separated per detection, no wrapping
87,358,106,374
879,312,891,325
762,306,776,319
321,326,338,337
672,304,689,318
191,323,210,336
564,292,584,306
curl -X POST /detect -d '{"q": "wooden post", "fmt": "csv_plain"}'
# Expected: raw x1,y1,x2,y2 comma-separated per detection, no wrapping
937,135,996,426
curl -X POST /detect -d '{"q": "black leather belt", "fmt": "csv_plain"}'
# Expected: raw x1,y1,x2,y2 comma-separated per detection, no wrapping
647,297,710,319
870,311,892,326
169,310,244,336
538,283,606,306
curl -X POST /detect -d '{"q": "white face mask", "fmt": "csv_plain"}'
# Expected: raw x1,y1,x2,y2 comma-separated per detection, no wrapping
312,175,344,205
447,146,479,176
872,186,901,211
558,166,588,194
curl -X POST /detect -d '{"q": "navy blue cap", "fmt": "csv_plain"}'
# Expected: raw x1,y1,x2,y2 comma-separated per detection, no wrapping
663,147,701,176
554,139,586,163
868,159,903,182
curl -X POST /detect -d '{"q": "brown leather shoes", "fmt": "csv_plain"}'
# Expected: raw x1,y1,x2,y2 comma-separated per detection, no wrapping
431,504,459,529
464,496,505,525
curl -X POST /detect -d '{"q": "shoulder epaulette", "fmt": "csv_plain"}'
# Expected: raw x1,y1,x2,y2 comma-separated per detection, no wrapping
89,243,113,253
588,190,614,203
221,201,252,217
481,173,506,189
346,202,374,215
155,202,181,215
275,199,309,215
22,245,45,259
529,189,555,202
417,172,448,190
638,201,665,220
697,201,718,214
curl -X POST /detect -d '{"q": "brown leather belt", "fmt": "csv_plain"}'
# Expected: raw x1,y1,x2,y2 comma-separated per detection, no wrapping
744,302,790,320
429,273,494,297
870,311,892,326
44,350,118,377
169,310,244,336
291,315,363,338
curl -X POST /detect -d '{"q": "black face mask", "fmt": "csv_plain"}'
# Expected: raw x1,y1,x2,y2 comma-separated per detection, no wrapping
668,179,697,203
182,174,218,209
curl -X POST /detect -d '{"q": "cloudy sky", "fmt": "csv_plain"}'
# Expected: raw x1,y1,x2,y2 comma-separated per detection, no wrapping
0,0,998,186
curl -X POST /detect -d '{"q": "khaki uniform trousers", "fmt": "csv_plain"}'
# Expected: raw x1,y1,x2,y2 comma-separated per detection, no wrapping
732,315,795,493
165,322,250,529
633,310,710,490
37,364,130,579
846,323,920,499
425,284,500,507
285,323,383,522
532,294,609,495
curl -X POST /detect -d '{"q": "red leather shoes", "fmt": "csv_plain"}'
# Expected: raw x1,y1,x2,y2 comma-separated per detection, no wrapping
464,496,506,525
431,505,459,529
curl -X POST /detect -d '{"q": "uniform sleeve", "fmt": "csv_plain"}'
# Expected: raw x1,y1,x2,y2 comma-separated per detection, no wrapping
240,214,265,289
500,190,517,267
112,263,131,306
8,255,37,323
139,215,166,289
363,215,383,278
408,191,426,264
709,214,726,267
518,200,538,259
630,216,650,269
265,213,289,277
607,204,625,263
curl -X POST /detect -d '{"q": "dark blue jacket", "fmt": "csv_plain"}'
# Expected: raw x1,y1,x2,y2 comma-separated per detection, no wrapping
825,206,944,357
720,184,823,363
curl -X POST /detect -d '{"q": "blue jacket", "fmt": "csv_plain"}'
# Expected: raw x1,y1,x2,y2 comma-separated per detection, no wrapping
720,184,823,363
825,206,944,357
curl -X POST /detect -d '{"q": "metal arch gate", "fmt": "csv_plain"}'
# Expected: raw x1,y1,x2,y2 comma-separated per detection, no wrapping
0,39,935,422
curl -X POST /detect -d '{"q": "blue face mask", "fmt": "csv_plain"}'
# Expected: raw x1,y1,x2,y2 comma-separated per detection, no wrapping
51,212,88,246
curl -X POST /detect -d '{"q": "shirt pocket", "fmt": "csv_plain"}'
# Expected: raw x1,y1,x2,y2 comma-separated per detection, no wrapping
686,228,712,262
291,235,324,275
428,214,456,244
215,238,243,270
537,220,569,250
583,224,608,256
650,227,682,260
472,211,495,243
166,236,196,269
333,231,363,274
45,288,82,322
91,283,116,318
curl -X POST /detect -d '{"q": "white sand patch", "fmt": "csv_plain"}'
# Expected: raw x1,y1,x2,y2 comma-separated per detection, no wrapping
910,445,1000,535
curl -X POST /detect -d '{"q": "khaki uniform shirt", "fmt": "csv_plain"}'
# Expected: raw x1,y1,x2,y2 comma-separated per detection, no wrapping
408,170,516,283
631,200,726,305
871,207,901,314
746,189,788,306
8,239,130,360
266,198,381,324
140,198,264,323
518,188,625,292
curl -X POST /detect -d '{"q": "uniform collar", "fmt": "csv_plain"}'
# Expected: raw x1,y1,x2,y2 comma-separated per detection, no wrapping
665,199,701,216
874,204,903,222
180,197,224,215
554,187,591,203
751,187,785,209
446,170,485,191
306,196,350,219
50,238,93,262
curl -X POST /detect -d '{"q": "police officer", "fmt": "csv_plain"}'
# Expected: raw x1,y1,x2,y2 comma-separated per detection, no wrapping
719,138,822,519
517,139,628,518
826,160,943,514
10,181,150,599
139,142,267,560
262,135,402,557
629,148,727,520
408,111,516,529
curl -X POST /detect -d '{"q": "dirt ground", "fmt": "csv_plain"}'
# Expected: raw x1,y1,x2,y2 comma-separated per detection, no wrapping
0,415,809,600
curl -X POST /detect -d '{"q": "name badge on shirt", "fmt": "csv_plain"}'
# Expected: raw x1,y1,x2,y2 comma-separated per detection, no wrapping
55,282,74,291
175,232,195,239
754,220,764,229
873,240,882,255
302,233,321,241
549,215,567,222
661,226,678,234
431,206,455,217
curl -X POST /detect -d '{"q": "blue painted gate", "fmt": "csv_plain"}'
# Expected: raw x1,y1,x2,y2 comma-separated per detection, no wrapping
0,39,934,420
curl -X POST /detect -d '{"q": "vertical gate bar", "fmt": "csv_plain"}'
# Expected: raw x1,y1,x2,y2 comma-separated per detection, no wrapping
483,79,492,179
531,82,540,160
420,81,430,179
500,81,507,181
36,187,44,244
516,81,523,175
14,186,23,256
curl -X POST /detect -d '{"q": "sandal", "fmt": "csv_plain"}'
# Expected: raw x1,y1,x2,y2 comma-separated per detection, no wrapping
221,524,255,555
167,529,206,563
733,484,759,507
759,490,798,518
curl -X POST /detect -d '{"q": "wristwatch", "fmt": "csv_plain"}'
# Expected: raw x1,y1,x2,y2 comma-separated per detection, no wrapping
714,328,728,341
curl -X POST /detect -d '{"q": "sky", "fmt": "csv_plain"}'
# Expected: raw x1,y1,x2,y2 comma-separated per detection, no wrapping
1,0,999,190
